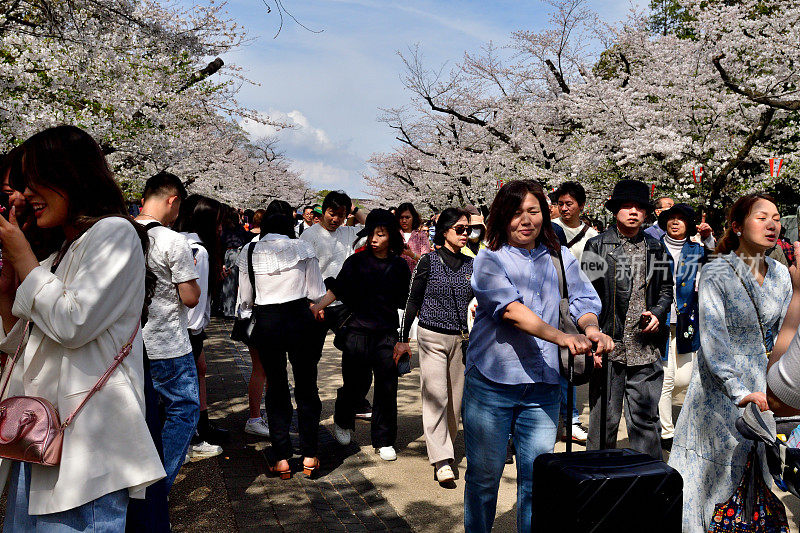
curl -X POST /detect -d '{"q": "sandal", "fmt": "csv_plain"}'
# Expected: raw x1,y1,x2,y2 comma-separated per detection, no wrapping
302,457,320,478
268,461,292,480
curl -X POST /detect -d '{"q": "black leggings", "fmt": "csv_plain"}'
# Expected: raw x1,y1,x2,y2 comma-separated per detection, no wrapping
252,300,321,460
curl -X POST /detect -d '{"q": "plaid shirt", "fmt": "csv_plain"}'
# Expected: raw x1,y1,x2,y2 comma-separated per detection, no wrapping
779,239,795,264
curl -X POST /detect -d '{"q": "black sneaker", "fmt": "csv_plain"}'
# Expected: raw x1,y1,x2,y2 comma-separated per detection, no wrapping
505,440,515,465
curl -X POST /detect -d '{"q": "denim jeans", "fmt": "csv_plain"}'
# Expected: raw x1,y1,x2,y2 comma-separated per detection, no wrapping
149,352,200,491
463,367,560,533
559,375,580,426
4,462,128,532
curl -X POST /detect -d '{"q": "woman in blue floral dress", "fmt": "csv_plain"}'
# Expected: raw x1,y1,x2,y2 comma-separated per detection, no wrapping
668,194,792,532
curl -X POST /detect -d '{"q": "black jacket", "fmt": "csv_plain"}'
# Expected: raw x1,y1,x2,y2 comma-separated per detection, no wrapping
581,226,674,357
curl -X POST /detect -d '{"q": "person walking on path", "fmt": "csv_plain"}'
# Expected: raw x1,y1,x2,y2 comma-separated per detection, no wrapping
0,126,165,528
656,203,708,451
462,180,612,533
668,193,792,532
135,172,203,489
300,191,372,419
552,181,598,445
396,202,431,272
644,197,674,240
238,212,326,479
582,179,673,459
174,194,227,456
399,207,474,486
312,209,411,462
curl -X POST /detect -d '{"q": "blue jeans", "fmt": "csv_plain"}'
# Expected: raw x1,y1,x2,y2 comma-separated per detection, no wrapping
149,352,200,492
463,367,559,533
559,375,580,425
4,462,128,532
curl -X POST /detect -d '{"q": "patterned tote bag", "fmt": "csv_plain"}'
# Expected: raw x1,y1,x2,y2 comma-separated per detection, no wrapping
707,447,789,533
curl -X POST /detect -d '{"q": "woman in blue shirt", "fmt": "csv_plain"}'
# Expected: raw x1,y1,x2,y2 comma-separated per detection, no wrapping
463,180,613,533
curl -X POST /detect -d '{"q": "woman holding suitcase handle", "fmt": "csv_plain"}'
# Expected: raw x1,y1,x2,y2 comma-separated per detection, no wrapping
462,180,613,533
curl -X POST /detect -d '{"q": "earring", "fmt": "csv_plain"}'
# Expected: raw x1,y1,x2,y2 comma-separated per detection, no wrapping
736,231,742,237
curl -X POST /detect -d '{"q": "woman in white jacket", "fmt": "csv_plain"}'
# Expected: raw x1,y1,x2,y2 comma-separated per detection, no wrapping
0,126,164,530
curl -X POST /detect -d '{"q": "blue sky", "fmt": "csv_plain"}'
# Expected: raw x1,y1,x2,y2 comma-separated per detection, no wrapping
218,0,647,197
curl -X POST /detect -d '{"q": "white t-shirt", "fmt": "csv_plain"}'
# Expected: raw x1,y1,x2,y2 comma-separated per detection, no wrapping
300,224,360,307
553,219,598,264
182,232,210,335
138,221,199,359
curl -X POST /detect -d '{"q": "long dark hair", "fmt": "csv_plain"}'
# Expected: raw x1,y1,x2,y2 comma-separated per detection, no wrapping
396,202,422,231
486,180,560,252
9,125,155,320
434,207,470,247
174,194,223,290
716,193,778,255
262,199,296,238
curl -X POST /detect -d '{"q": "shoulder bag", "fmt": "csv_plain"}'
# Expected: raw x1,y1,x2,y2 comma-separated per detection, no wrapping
550,250,593,385
0,320,139,466
230,241,257,343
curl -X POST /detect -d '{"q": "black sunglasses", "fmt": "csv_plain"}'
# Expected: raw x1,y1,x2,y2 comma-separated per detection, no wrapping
450,224,478,235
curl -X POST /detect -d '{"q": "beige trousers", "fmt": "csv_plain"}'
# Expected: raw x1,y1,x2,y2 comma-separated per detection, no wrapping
658,325,695,439
417,326,466,465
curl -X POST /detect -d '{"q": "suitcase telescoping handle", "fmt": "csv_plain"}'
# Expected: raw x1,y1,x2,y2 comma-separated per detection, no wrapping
565,342,603,454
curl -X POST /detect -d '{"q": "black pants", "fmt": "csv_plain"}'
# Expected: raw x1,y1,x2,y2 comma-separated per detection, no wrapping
313,305,371,414
252,300,321,460
334,330,398,448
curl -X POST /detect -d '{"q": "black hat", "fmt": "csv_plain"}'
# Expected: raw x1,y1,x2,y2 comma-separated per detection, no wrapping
356,208,399,238
604,179,654,213
658,203,697,238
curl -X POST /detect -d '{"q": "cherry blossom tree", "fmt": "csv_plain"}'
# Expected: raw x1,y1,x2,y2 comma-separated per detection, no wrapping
368,0,800,225
0,0,310,207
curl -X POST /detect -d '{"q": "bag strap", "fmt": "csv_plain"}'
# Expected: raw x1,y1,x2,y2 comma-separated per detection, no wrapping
549,249,569,301
723,256,769,354
62,321,140,429
247,241,256,303
0,320,139,430
566,224,590,250
0,321,31,400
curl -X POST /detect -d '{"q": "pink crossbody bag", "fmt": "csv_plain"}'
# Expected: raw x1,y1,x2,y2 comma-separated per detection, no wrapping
0,320,139,466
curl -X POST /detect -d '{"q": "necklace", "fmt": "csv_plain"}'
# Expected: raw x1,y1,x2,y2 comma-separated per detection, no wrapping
138,213,159,221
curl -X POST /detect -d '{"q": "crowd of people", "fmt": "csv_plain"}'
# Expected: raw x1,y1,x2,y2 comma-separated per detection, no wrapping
0,124,799,533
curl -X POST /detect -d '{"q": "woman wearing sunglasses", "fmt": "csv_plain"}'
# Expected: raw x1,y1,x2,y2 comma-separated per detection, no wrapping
398,207,474,486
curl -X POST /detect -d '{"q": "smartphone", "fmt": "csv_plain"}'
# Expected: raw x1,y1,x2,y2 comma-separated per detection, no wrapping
638,314,650,330
397,351,411,376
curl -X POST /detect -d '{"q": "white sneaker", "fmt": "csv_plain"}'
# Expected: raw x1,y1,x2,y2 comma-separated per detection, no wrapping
333,423,352,445
377,446,397,461
189,441,223,459
244,417,270,437
570,423,588,444
184,453,191,465
435,464,455,483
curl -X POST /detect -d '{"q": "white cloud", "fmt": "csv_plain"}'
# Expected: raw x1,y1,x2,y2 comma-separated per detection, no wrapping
240,110,367,194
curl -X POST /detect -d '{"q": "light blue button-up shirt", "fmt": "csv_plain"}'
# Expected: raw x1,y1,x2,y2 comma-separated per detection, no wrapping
467,243,602,385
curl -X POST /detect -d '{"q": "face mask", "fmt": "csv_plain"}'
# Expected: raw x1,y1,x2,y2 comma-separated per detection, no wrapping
469,228,482,240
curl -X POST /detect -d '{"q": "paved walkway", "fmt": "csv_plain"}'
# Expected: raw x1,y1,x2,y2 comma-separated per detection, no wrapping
170,318,412,532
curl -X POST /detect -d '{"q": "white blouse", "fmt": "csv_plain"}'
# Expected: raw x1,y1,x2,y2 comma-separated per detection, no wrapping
237,234,326,315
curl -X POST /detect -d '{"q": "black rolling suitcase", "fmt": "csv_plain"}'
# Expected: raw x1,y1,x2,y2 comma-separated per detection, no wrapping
532,350,683,532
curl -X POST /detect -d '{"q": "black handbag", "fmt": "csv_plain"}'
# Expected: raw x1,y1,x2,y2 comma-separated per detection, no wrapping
230,242,257,343
550,250,593,385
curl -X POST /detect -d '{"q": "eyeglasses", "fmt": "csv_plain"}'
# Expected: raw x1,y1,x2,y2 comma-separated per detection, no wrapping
451,225,472,235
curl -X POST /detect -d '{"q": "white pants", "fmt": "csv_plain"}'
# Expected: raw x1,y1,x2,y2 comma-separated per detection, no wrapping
658,325,695,439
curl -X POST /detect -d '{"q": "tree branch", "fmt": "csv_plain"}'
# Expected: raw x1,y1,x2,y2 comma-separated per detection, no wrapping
711,107,775,191
179,57,224,93
713,53,800,111
545,59,570,94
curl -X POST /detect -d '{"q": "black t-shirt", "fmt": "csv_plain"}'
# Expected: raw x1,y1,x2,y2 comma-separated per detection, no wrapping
326,251,411,334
